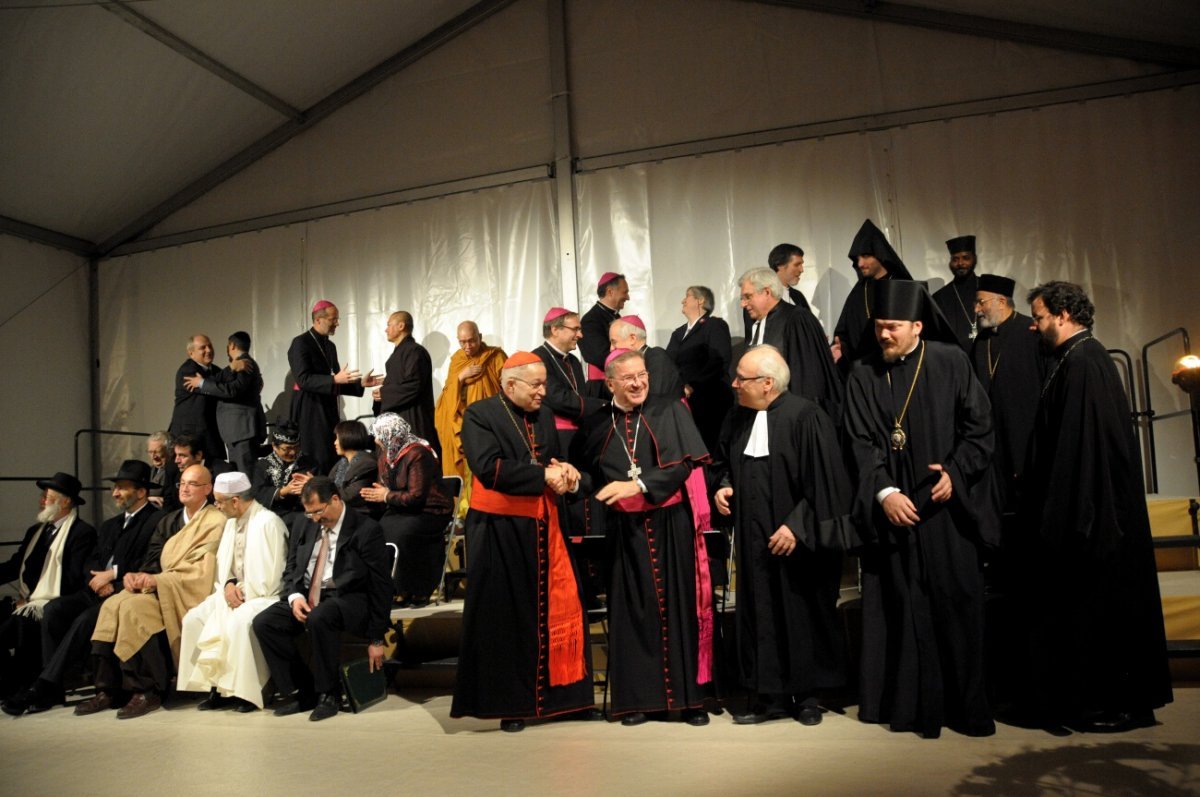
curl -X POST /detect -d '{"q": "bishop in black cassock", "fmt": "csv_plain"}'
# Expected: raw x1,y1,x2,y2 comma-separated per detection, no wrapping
450,354,595,731
844,280,999,739
1016,282,1171,732
287,301,370,474
585,349,713,726
834,219,914,377
932,235,980,351
713,346,853,725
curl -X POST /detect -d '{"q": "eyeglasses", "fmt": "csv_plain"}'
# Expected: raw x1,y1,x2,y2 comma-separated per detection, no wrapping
614,371,649,387
560,325,582,333
512,377,547,390
733,374,768,384
973,297,1001,308
180,480,211,488
739,292,759,303
304,504,330,519
274,444,300,455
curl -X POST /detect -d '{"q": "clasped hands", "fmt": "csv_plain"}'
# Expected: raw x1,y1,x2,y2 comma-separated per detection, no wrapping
122,572,158,593
544,459,580,495
881,464,952,527
88,568,116,598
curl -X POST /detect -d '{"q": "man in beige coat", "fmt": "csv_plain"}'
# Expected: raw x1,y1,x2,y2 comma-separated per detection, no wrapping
177,472,288,711
76,464,225,719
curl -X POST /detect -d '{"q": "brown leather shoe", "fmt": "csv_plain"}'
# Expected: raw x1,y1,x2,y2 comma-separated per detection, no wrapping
116,692,162,720
74,691,116,716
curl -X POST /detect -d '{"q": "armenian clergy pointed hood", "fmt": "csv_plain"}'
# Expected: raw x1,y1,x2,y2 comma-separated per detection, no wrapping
847,220,913,281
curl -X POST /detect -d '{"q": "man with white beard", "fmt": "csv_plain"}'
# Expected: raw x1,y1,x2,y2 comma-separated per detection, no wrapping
0,474,96,697
178,472,288,711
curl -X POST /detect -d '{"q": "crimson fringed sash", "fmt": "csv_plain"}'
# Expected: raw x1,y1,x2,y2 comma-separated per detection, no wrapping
610,466,714,685
470,481,587,687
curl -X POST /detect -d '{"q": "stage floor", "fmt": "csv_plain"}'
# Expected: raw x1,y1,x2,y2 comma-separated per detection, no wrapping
2,683,1197,796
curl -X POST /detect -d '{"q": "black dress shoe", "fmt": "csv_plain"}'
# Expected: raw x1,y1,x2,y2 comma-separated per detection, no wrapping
273,691,316,717
682,708,710,726
1070,710,1156,734
797,706,823,726
620,712,649,726
500,719,525,732
2,686,39,716
233,699,258,713
198,688,235,711
732,704,791,725
308,693,341,721
25,685,65,715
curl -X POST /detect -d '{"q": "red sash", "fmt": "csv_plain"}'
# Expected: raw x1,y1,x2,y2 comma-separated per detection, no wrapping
609,467,714,684
470,481,587,687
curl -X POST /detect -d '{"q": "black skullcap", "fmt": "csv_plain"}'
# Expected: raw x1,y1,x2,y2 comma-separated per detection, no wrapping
945,235,976,255
977,274,1014,298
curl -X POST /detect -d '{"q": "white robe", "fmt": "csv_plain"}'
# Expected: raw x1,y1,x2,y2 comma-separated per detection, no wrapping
177,501,288,707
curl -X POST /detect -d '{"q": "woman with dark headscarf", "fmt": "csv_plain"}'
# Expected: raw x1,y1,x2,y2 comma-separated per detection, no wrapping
360,413,454,606
329,420,377,515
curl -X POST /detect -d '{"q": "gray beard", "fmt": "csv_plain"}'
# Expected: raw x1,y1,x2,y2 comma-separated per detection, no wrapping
36,503,60,524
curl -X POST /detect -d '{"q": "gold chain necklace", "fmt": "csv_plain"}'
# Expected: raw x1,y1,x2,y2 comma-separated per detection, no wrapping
987,337,1000,379
499,397,539,465
884,340,926,451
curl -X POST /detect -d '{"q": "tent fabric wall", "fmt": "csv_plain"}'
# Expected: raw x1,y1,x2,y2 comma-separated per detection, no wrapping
0,235,91,542
98,180,558,508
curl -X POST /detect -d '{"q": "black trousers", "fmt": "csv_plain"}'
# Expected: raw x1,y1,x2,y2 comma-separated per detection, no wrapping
251,591,370,697
0,612,41,697
38,591,101,688
92,635,171,694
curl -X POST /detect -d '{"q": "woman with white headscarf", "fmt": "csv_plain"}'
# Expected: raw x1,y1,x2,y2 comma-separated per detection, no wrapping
360,413,454,607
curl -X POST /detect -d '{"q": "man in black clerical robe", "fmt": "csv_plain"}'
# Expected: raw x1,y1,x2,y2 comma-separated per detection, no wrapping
584,349,713,726
713,346,852,726
932,235,980,350
537,308,607,540
580,272,629,397
844,280,999,739
666,288,733,454
609,315,686,401
740,268,842,420
450,353,595,732
834,219,914,377
376,311,439,456
1016,281,1171,733
287,300,373,475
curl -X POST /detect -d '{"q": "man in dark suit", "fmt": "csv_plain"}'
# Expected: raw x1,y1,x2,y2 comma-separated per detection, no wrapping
252,476,392,721
2,462,160,715
183,331,267,474
162,433,231,513
168,334,224,466
375,310,439,456
0,473,96,698
666,285,733,453
288,300,379,476
580,272,629,396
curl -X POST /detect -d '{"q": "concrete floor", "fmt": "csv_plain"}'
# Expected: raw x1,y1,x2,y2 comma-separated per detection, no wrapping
2,685,1197,796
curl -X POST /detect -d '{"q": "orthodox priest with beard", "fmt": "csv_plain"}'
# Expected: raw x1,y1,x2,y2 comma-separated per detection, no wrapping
834,219,914,376
1016,281,1171,733
585,349,714,727
932,235,981,350
713,346,853,727
843,279,999,739
450,352,596,733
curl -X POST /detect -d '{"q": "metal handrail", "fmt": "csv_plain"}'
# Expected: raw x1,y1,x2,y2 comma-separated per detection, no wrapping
73,428,152,526
1107,348,1137,429
1140,328,1191,492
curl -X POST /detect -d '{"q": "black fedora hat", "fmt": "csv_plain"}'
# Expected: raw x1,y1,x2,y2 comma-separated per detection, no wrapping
36,472,86,506
107,459,155,490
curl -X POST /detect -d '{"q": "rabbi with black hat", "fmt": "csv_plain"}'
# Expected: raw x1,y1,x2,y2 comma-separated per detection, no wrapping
0,473,96,698
833,219,915,376
933,235,980,350
843,279,999,739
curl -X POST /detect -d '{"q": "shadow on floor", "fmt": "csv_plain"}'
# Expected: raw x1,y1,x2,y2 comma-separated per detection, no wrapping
950,742,1200,797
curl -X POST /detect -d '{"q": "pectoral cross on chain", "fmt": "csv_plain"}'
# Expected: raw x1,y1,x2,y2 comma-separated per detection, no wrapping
627,463,642,479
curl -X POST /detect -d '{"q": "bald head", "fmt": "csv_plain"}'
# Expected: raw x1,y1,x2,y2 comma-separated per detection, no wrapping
178,463,213,512
386,311,413,344
457,321,483,357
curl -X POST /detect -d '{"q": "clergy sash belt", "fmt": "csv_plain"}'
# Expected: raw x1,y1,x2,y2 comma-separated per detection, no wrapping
553,415,579,431
469,481,587,687
586,363,605,381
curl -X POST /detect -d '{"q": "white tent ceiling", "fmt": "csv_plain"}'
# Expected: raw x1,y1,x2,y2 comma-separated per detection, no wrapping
1,0,1197,256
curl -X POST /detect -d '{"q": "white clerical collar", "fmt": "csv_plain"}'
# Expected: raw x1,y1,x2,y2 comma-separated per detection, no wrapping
684,317,700,334
598,299,620,313
544,340,569,357
181,506,194,525
779,282,795,304
744,410,770,457
612,398,640,413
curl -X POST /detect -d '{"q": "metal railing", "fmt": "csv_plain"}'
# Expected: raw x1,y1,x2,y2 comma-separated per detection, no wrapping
1139,328,1192,493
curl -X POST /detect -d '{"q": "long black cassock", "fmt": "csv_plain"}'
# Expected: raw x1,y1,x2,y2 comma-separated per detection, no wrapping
450,394,594,720
753,301,843,420
715,393,853,697
844,340,999,737
287,328,365,474
666,312,733,454
1018,331,1172,721
584,397,713,716
969,311,1046,514
932,274,979,351
835,220,915,377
